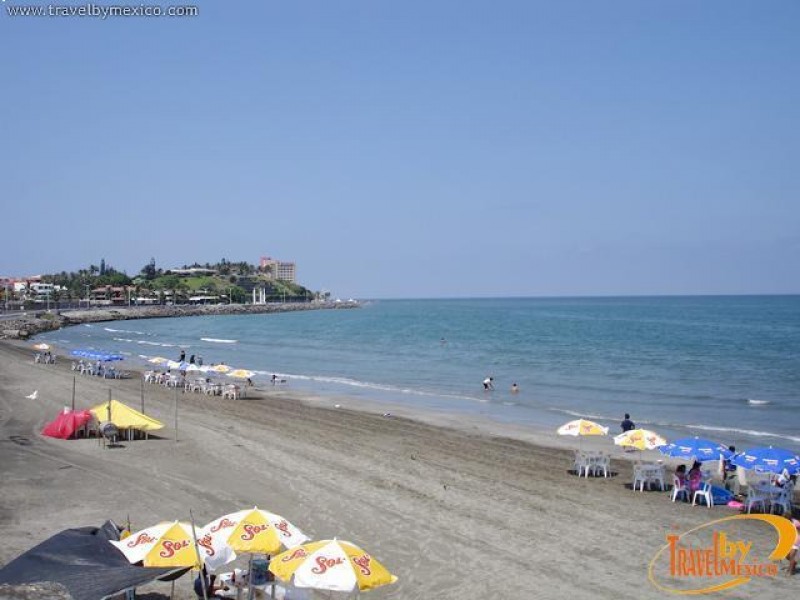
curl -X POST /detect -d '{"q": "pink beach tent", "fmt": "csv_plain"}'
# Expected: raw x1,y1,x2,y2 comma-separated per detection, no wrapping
41,408,93,439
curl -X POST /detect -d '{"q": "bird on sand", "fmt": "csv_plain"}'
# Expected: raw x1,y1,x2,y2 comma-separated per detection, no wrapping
25,390,38,400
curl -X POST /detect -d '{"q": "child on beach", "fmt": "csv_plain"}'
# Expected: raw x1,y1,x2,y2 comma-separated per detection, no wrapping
675,464,687,487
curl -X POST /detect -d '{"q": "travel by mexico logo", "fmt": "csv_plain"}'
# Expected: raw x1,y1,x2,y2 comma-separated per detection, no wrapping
648,515,796,594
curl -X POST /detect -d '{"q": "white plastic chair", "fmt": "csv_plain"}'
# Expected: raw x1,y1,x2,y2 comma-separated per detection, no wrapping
771,486,793,516
671,475,688,502
633,466,648,491
745,487,768,514
572,451,585,476
649,467,666,491
692,482,714,507
593,454,610,478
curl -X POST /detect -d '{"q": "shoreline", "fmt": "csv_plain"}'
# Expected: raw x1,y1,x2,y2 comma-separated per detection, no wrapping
1,339,797,598
0,300,359,340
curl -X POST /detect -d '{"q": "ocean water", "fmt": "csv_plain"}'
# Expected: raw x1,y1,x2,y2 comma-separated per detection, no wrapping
38,296,800,451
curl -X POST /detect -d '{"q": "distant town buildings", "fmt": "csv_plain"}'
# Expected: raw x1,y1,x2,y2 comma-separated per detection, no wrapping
1,276,62,302
2,253,304,310
259,256,296,283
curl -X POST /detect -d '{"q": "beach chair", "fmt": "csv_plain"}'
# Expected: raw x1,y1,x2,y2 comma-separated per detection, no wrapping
692,482,714,508
592,453,610,478
771,484,794,516
573,452,590,477
745,487,768,514
671,475,688,502
632,465,649,491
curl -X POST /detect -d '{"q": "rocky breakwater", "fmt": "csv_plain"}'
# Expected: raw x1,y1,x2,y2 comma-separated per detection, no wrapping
0,301,359,340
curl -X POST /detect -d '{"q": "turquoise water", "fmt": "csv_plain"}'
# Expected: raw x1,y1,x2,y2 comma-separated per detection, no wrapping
39,296,800,451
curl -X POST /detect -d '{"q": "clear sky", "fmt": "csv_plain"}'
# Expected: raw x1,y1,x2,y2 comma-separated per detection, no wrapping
2,1,798,298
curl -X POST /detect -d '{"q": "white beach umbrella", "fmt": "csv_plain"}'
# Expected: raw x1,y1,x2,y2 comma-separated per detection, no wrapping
269,539,397,592
614,429,667,451
200,507,308,572
557,419,608,437
110,521,203,568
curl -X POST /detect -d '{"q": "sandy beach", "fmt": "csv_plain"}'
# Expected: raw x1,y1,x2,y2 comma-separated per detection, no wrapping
0,341,796,599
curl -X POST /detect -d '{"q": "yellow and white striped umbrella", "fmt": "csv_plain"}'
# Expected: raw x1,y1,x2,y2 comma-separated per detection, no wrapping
148,356,169,365
270,539,397,593
557,419,609,437
227,369,255,380
200,507,307,572
33,343,51,351
614,429,667,451
207,364,231,374
110,521,202,568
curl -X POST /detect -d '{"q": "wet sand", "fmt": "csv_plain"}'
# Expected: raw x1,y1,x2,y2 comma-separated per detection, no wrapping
0,341,794,599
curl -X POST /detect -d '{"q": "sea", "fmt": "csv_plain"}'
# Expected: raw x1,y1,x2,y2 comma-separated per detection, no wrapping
36,296,800,452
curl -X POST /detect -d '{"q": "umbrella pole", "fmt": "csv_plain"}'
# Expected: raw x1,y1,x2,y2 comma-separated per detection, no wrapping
170,580,174,599
247,555,254,600
189,509,209,600
141,376,145,414
71,376,75,411
174,386,178,443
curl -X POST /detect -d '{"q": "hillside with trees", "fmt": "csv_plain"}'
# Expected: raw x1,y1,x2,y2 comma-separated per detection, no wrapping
37,258,316,305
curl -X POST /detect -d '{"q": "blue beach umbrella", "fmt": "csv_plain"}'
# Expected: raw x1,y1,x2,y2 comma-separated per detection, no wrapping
731,446,800,474
70,349,125,362
659,437,733,462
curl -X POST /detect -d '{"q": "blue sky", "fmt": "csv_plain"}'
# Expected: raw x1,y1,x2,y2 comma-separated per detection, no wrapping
2,1,798,298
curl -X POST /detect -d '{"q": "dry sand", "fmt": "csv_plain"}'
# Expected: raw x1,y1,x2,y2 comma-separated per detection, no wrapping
0,341,796,599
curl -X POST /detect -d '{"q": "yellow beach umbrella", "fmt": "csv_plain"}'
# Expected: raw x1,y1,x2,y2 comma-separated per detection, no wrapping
557,419,609,437
614,429,667,451
109,521,202,568
200,507,308,572
33,343,51,351
208,364,231,374
270,539,397,593
148,356,169,365
227,369,255,380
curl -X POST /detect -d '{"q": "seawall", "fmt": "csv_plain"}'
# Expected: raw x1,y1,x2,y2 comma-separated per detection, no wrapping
0,301,359,340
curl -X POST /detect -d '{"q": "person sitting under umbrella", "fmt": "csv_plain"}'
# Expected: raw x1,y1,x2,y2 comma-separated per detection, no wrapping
687,461,703,494
194,565,225,599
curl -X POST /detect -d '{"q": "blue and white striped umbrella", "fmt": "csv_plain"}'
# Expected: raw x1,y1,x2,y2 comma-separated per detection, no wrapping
731,446,800,474
659,437,733,462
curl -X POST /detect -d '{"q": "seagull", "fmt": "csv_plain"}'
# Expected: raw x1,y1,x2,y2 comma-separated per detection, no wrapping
25,390,38,400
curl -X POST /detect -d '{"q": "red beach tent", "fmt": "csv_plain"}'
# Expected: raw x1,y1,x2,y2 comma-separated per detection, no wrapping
41,409,93,439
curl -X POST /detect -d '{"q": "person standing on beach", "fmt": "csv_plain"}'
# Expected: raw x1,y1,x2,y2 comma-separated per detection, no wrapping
179,349,186,362
620,413,635,432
